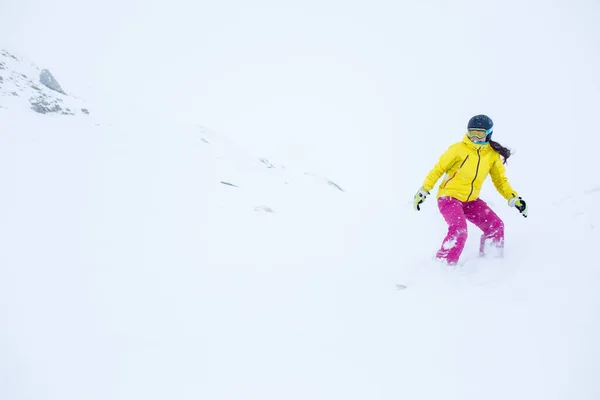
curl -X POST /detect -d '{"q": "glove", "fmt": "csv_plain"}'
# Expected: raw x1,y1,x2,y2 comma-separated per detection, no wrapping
508,196,528,218
413,187,430,211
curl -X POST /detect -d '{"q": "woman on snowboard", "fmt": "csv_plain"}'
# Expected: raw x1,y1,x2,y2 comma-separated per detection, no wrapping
413,114,528,265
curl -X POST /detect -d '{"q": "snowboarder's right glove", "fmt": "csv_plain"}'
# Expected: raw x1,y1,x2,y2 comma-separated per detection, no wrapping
413,187,430,211
508,196,528,218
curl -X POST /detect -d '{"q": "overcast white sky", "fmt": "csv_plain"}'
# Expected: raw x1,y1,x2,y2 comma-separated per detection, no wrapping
2,0,599,194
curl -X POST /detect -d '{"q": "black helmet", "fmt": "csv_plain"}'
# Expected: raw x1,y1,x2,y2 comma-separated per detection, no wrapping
468,114,493,132
467,114,494,142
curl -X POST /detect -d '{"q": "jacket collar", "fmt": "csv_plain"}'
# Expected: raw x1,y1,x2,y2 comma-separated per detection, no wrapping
461,134,490,151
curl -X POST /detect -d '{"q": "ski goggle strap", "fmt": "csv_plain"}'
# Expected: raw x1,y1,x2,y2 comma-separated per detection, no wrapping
467,126,493,140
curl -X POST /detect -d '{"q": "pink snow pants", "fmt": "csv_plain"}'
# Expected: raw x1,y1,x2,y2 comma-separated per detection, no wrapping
436,196,504,265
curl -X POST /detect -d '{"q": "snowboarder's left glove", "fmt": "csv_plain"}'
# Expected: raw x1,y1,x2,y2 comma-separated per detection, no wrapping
413,187,430,211
508,196,528,218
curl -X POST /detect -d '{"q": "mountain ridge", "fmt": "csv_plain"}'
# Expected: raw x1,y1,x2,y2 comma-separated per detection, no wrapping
0,48,89,116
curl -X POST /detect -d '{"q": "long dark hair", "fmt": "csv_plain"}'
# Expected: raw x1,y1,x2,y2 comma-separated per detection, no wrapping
489,140,512,164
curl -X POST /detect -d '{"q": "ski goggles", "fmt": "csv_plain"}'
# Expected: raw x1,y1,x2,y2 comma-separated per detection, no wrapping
466,127,493,140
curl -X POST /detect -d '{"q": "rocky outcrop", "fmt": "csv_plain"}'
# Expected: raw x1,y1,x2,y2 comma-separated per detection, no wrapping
29,95,75,115
39,69,66,95
0,49,89,116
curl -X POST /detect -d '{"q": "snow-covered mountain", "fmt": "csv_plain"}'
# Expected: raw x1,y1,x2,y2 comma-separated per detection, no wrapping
0,48,89,116
0,47,344,214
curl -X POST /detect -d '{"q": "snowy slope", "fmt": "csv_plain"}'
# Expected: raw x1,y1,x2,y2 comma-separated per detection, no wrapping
0,107,356,399
1,105,599,400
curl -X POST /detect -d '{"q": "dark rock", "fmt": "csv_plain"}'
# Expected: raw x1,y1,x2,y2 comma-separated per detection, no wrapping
30,101,61,114
39,69,66,95
327,180,345,192
220,181,238,188
0,51,18,62
259,158,275,168
29,95,74,115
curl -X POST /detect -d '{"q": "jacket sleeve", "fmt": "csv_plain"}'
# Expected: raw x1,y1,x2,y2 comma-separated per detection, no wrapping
421,145,459,192
490,156,518,200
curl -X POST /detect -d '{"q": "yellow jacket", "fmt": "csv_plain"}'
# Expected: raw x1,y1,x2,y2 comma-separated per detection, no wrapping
422,135,518,202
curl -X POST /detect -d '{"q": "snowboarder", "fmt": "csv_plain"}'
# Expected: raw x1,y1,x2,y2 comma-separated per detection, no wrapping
413,114,528,265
